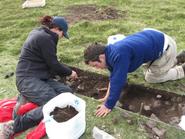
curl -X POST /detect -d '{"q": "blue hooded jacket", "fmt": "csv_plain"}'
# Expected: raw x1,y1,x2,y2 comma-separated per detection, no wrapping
104,29,165,109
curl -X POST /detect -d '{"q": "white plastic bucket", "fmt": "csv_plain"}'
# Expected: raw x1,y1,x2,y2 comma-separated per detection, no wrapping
43,93,86,139
179,115,185,131
107,34,126,45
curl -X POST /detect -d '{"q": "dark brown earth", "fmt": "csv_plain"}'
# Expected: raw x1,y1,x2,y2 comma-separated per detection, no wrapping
50,106,78,122
58,67,185,126
64,4,126,24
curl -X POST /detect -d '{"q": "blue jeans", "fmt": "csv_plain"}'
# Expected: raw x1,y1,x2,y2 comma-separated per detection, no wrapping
14,77,72,133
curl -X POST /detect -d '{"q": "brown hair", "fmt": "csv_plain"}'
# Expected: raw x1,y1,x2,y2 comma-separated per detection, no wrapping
39,15,57,29
84,42,106,64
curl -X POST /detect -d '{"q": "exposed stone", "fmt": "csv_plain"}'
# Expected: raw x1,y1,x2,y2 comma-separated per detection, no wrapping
152,127,166,138
170,106,176,111
156,95,162,99
178,104,183,113
77,84,85,90
176,97,183,102
181,105,185,115
121,111,130,119
152,100,161,109
143,105,151,111
150,113,160,121
145,120,157,129
126,119,134,125
128,105,136,112
169,116,180,125
92,126,116,139
115,101,122,108
164,101,171,106
153,135,160,139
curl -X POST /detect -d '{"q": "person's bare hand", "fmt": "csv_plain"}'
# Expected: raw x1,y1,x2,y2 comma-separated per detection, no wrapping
69,70,78,80
95,104,111,117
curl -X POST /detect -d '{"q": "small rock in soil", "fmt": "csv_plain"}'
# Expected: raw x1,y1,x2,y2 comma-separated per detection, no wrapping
150,113,160,121
152,100,161,109
169,116,180,125
164,101,171,106
144,105,151,111
126,119,134,125
152,135,160,139
181,105,185,114
176,97,183,102
120,111,131,119
152,127,166,138
77,84,85,90
156,94,162,99
115,101,122,107
145,120,157,129
170,106,176,111
178,104,183,113
128,105,136,112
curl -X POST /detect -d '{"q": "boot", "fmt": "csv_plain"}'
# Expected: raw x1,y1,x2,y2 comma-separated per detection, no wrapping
0,120,14,139
176,50,185,64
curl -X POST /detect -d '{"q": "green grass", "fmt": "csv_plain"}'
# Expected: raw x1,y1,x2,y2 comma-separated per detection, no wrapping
0,0,185,138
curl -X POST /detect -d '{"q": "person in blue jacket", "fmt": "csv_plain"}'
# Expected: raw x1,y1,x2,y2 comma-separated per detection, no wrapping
84,29,185,117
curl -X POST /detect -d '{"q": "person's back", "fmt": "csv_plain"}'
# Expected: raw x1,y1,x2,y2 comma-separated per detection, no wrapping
105,29,165,72
16,27,58,79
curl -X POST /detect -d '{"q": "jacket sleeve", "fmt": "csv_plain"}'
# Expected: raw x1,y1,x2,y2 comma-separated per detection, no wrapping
105,53,130,109
39,36,72,76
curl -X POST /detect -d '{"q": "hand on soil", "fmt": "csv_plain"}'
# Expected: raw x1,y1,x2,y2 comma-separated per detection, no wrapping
95,104,111,117
69,70,78,80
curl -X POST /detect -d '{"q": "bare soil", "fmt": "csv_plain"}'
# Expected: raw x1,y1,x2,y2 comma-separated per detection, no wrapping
64,4,126,24
59,67,185,126
50,106,78,122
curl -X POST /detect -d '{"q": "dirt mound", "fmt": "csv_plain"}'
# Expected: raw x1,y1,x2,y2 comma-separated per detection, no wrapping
64,4,126,24
50,106,78,122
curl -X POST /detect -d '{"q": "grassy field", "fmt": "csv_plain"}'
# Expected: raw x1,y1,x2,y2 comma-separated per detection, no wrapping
0,0,185,138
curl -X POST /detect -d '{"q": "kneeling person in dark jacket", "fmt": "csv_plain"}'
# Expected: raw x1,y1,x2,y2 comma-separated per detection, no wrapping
0,15,78,139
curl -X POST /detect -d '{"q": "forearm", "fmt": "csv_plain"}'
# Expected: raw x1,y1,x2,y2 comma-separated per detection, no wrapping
104,82,110,101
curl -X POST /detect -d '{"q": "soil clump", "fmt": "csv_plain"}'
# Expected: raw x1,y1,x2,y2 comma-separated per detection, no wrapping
64,4,126,24
50,106,78,122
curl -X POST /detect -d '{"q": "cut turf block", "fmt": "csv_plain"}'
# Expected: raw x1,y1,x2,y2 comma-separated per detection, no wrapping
22,0,46,8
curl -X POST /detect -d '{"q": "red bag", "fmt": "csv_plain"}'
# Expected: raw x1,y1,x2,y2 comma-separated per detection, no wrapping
0,99,16,122
0,99,46,139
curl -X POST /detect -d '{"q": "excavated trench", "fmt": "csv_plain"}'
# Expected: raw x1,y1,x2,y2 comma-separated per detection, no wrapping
58,67,185,125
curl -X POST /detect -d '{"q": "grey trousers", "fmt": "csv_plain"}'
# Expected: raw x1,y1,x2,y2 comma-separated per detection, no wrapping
14,77,72,133
144,34,184,83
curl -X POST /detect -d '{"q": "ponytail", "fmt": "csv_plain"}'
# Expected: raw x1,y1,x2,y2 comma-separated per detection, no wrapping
39,15,55,28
